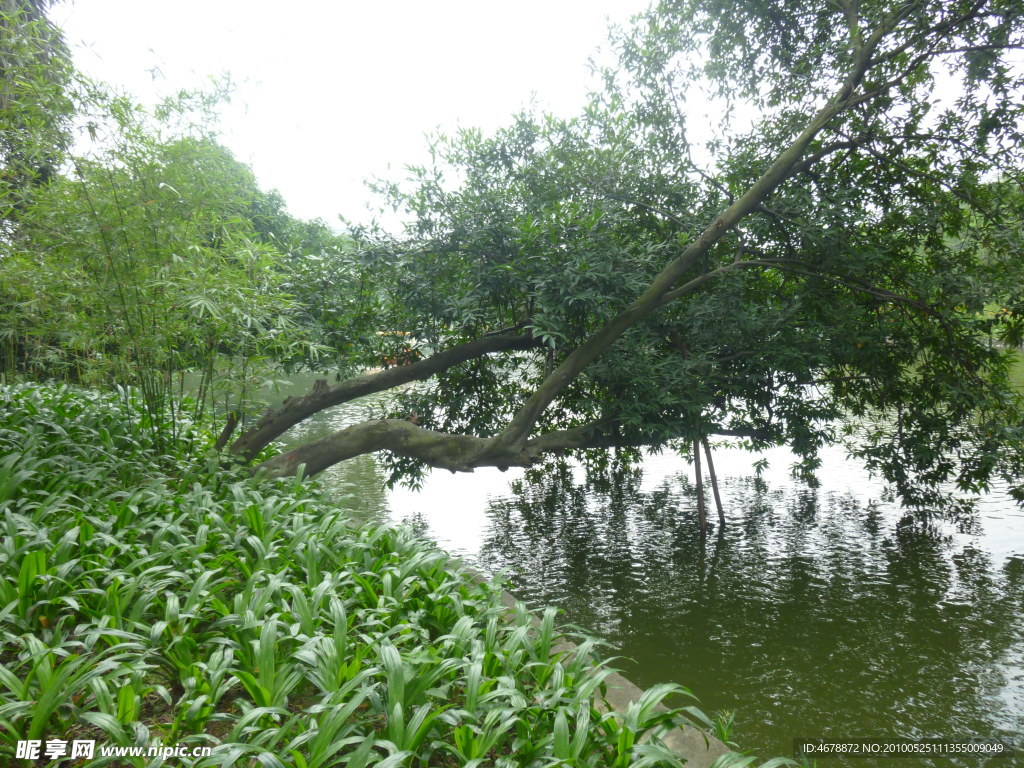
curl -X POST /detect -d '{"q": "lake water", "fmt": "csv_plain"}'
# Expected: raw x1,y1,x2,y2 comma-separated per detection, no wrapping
268,376,1024,766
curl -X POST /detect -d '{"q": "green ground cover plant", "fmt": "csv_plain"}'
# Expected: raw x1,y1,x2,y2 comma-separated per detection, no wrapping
0,383,792,767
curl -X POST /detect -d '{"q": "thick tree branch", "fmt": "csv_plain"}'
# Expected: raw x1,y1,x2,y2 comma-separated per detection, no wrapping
257,419,502,477
231,332,539,461
256,415,772,479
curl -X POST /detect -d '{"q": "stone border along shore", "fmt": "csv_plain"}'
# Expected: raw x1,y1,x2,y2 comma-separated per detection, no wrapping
466,568,732,767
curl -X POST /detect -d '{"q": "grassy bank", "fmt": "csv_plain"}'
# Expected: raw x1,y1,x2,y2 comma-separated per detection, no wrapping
0,384,792,767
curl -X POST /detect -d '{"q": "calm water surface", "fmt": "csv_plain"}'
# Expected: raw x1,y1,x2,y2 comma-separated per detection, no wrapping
269,377,1024,765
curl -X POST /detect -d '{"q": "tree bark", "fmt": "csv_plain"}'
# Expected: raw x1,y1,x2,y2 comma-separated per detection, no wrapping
213,409,240,452
255,412,773,479
230,332,538,461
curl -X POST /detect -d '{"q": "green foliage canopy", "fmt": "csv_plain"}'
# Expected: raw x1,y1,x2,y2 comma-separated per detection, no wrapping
5,0,1024,515
322,0,1024,510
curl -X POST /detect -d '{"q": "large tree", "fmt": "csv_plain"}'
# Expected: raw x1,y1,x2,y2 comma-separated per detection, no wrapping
0,0,73,234
232,0,1024,513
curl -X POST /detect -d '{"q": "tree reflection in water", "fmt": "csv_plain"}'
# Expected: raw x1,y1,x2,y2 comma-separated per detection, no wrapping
479,460,1024,765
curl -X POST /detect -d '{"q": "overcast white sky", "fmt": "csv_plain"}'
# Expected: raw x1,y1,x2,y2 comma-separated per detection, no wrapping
51,0,653,227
